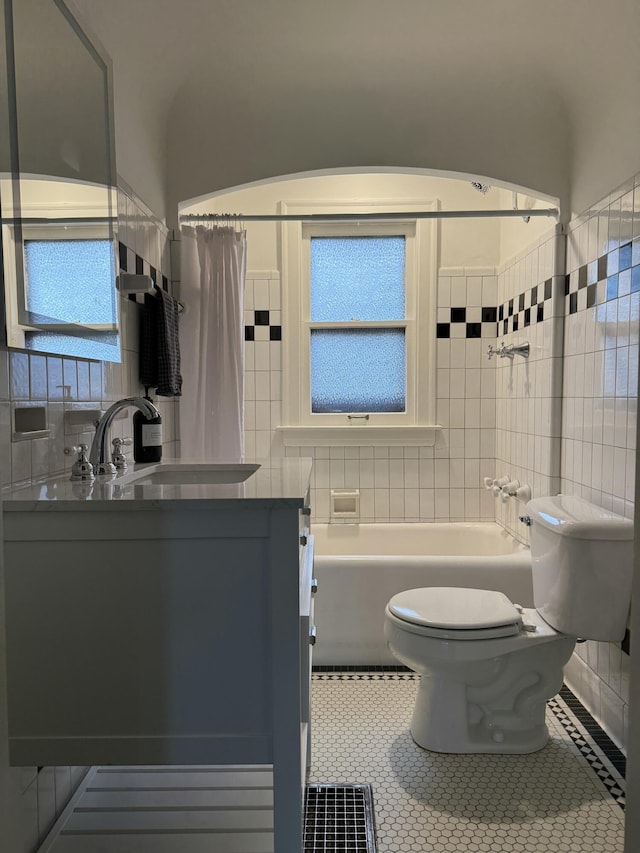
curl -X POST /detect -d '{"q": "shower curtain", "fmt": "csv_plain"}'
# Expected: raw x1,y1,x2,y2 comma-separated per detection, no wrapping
179,225,246,459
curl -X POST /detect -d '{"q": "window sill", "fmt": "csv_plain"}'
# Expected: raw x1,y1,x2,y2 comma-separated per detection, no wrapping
277,425,442,447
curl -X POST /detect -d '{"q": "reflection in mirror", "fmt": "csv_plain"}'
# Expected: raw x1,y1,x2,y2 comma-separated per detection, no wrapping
0,0,120,361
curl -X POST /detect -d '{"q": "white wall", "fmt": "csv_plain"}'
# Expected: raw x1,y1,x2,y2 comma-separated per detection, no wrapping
69,0,169,221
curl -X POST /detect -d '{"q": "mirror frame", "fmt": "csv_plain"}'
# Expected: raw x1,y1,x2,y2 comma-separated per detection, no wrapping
0,0,120,361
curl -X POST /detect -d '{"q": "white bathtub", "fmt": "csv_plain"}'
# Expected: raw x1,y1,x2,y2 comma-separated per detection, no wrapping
312,522,532,665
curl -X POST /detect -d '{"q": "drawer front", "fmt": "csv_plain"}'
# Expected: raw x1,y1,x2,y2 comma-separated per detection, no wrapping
300,534,316,726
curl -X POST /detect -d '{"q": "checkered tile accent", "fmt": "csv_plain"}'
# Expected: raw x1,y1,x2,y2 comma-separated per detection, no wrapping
565,238,640,314
435,284,558,339
495,277,555,336
436,305,498,339
245,309,282,341
118,239,169,293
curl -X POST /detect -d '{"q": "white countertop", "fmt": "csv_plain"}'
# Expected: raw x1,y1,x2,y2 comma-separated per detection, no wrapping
2,457,313,510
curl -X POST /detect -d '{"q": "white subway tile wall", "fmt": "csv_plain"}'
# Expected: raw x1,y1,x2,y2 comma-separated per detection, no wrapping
494,226,564,542
4,179,178,851
244,269,499,523
560,171,640,751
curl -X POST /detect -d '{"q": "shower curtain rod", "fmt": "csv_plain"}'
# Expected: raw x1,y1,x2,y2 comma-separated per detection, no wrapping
180,208,558,223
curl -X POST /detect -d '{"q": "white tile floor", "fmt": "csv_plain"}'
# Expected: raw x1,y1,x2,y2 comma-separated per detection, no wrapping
309,673,625,853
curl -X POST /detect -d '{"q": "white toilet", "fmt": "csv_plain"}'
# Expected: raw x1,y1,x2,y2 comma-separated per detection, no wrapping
384,496,633,754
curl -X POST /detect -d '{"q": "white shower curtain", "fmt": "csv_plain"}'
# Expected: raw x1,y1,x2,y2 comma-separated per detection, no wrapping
179,225,246,459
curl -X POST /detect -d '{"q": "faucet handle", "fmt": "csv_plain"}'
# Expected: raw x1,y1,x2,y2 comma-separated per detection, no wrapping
111,437,132,470
64,444,95,482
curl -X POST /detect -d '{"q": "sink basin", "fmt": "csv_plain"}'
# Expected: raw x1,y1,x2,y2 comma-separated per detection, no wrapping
120,463,261,486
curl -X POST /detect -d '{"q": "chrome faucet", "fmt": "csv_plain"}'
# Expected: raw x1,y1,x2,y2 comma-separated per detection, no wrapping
501,341,530,359
486,341,530,361
89,396,161,475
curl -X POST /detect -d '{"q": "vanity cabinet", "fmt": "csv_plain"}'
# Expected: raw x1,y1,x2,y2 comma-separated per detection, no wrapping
3,458,314,853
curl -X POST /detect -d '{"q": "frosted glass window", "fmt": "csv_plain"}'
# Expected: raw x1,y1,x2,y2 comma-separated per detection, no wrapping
310,329,405,413
310,236,405,321
25,331,120,361
24,239,116,325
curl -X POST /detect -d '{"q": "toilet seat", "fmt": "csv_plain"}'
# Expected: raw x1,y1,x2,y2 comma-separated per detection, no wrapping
387,587,523,640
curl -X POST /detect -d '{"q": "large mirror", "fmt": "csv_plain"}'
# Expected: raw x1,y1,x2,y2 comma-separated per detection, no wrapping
0,0,120,361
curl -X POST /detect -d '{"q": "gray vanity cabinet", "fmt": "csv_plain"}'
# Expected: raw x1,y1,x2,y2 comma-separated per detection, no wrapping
4,473,314,853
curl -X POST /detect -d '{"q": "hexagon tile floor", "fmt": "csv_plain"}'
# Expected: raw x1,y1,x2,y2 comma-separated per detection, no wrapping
309,672,625,853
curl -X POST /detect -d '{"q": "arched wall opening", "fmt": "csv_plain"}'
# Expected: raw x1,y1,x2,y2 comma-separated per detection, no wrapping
178,167,560,273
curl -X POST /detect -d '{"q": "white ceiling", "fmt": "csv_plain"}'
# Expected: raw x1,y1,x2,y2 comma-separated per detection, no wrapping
73,0,640,221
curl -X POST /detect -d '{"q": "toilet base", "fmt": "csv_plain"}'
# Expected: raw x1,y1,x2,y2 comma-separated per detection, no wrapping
406,638,575,754
410,675,551,754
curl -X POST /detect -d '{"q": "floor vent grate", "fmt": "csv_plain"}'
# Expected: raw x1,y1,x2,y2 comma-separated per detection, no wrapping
304,784,377,853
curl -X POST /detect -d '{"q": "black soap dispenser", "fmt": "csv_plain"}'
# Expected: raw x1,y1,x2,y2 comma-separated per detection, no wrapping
133,394,163,463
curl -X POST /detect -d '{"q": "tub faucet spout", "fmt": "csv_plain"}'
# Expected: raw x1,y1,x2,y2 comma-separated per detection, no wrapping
89,396,161,475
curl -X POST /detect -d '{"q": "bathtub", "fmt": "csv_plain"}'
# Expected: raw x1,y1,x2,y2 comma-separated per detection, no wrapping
312,522,532,665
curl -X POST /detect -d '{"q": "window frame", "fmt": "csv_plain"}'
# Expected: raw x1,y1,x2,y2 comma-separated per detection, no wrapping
280,199,440,446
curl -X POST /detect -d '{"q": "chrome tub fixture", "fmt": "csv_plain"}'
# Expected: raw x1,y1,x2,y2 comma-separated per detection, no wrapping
487,342,530,360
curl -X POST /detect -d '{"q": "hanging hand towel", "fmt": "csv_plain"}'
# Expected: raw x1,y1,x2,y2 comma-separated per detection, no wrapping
139,289,183,397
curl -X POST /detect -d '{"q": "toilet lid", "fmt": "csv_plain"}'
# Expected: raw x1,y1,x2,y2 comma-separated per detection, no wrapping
388,587,523,635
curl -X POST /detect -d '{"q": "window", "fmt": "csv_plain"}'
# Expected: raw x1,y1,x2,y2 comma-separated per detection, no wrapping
3,222,120,361
280,200,440,446
24,237,115,325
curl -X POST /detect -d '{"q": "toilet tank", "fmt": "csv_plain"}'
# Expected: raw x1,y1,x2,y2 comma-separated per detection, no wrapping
525,496,634,642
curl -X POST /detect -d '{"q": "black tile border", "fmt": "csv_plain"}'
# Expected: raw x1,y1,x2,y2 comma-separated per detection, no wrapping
494,245,640,329
566,241,640,316
314,664,412,673
558,685,626,777
495,277,555,335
